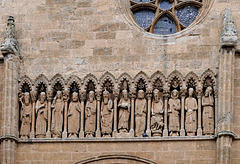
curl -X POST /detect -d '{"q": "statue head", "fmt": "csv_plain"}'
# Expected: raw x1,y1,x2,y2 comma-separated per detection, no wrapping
72,92,79,102
40,92,46,104
89,91,95,103
189,88,194,97
153,89,159,102
56,91,62,99
171,89,179,99
205,87,212,97
122,90,128,101
138,90,145,99
24,92,30,105
103,90,109,104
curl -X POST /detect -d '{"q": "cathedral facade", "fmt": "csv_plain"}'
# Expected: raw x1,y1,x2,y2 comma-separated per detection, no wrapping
0,0,240,163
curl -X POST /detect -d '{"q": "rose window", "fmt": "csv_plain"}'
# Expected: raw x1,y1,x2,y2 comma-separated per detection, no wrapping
130,0,203,35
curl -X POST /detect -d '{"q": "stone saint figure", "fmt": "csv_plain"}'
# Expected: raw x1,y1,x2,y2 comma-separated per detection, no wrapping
151,89,164,136
20,92,32,139
85,91,97,138
51,91,64,138
118,90,130,133
202,87,214,135
36,92,48,138
135,90,147,137
68,92,81,138
101,90,113,137
185,88,198,136
168,89,181,136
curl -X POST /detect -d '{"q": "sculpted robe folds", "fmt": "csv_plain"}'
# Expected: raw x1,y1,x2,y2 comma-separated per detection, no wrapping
185,97,197,133
20,103,32,138
36,100,48,137
101,99,113,135
68,101,81,135
118,98,130,132
51,98,64,137
202,94,214,135
151,99,164,132
168,98,181,132
85,100,97,135
135,98,147,137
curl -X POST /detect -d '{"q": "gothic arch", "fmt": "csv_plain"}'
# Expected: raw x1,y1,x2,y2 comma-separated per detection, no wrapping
99,71,116,90
67,75,82,91
50,74,66,90
151,70,166,89
34,74,49,90
168,70,184,88
76,154,158,164
83,73,99,91
133,71,150,89
200,69,217,88
19,75,33,93
118,72,133,89
185,71,199,88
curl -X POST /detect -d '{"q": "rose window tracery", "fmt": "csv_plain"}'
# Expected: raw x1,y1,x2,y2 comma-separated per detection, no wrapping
130,0,203,35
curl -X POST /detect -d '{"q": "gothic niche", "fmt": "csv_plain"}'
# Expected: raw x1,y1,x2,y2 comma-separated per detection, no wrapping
118,80,131,136
35,83,47,138
101,79,114,137
151,78,164,137
135,79,147,137
68,82,81,138
19,83,32,139
168,76,181,136
202,76,215,136
85,81,97,138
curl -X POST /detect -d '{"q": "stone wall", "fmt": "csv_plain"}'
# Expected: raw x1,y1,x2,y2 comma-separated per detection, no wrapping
16,140,216,164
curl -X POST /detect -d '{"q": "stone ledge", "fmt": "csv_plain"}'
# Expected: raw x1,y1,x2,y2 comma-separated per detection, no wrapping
18,136,215,143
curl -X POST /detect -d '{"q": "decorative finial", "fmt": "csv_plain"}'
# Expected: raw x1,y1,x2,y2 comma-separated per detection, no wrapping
1,16,21,58
221,9,238,47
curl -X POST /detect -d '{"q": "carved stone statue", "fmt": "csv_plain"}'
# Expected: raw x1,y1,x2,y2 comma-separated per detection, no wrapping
185,88,198,136
135,90,147,137
68,92,81,138
19,92,32,139
51,91,64,138
118,90,130,133
151,89,164,137
101,90,113,137
36,92,48,138
202,87,214,135
85,91,97,138
168,89,181,136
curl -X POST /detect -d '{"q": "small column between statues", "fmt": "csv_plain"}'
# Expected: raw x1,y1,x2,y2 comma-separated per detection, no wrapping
163,84,170,137
46,90,53,138
113,89,119,137
180,83,187,136
197,84,202,136
129,88,136,137
146,89,152,136
30,90,37,138
79,90,86,138
62,89,69,139
96,90,101,137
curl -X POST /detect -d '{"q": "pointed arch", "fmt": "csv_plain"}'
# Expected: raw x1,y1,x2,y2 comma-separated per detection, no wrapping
50,74,66,90
118,72,133,89
200,69,217,87
168,70,184,88
34,74,49,89
67,75,82,91
185,71,199,88
151,71,166,89
19,75,33,93
99,71,116,90
133,71,150,89
83,73,99,91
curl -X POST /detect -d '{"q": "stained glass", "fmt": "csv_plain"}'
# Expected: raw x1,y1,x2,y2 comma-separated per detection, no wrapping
154,17,177,35
177,6,199,27
133,0,153,2
133,10,155,29
160,0,172,10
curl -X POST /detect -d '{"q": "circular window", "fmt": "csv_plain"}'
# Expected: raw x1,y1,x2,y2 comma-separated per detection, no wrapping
130,0,207,35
